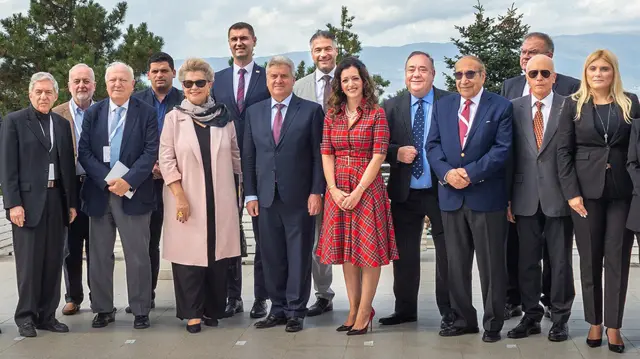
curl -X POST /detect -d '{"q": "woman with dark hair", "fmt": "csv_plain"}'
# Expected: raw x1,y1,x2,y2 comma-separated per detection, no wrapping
316,56,398,335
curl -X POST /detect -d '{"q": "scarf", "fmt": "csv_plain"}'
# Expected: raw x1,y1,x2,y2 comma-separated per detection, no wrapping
175,97,231,128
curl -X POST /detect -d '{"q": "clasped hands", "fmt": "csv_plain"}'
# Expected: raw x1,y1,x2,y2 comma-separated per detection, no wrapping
445,168,471,189
107,178,131,197
330,186,363,211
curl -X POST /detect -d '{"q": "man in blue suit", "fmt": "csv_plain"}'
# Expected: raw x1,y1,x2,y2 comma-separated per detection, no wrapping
212,21,271,319
78,62,158,330
426,55,513,343
243,56,324,333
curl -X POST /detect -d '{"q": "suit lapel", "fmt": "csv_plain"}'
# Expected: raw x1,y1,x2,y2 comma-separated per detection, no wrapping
223,69,241,119
277,95,300,148
263,101,277,149
518,98,538,155
464,91,490,148
244,66,263,109
513,76,527,99
446,95,463,153
99,102,110,146
120,100,139,155
398,93,412,140
538,94,563,155
25,109,50,150
184,118,203,165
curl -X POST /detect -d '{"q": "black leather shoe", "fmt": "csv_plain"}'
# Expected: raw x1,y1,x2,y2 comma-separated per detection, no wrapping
133,315,150,329
92,309,116,328
606,328,625,353
36,319,69,333
378,313,417,326
482,331,501,343
285,317,304,332
439,326,479,337
202,316,218,327
250,300,268,319
223,298,244,318
125,300,154,314
18,323,37,338
441,312,456,329
254,314,287,329
507,317,541,339
548,322,568,342
504,304,523,320
186,322,201,334
307,298,333,317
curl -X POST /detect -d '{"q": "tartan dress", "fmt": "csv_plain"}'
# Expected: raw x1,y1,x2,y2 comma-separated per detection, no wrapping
316,102,398,267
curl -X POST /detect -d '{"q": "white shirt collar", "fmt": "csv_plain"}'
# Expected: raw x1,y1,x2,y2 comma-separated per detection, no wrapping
315,67,336,83
271,93,293,108
531,91,554,108
233,61,255,75
70,99,94,114
109,98,130,113
460,87,484,107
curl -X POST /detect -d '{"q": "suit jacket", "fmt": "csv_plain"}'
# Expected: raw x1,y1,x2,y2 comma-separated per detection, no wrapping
383,88,452,203
132,87,184,122
78,97,159,216
426,90,513,212
0,106,77,227
509,93,570,217
626,112,640,232
211,64,270,154
293,72,318,103
557,93,639,201
242,94,325,208
500,73,580,100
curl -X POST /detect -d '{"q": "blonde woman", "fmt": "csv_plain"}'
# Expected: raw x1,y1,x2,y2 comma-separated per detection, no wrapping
159,58,241,333
557,49,640,354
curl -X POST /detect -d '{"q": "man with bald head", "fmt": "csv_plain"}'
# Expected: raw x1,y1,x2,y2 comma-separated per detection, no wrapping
506,55,574,342
427,55,512,343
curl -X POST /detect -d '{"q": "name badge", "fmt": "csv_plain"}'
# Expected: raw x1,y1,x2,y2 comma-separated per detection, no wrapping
48,163,55,180
103,146,111,163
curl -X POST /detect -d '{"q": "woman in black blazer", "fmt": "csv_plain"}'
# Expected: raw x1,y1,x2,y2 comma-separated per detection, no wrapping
557,49,640,354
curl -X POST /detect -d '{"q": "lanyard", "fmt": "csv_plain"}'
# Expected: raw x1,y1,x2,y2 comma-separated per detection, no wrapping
38,116,54,152
69,101,87,142
108,108,126,144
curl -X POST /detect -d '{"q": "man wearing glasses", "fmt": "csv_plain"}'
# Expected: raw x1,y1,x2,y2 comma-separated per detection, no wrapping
426,55,513,343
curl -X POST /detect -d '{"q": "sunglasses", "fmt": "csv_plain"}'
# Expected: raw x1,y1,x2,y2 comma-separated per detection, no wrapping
454,70,481,80
182,80,208,88
527,70,552,79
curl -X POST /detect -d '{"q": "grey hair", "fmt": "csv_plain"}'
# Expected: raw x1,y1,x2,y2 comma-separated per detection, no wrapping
69,63,96,82
266,56,295,78
29,72,59,93
524,32,555,54
104,61,135,82
309,30,337,48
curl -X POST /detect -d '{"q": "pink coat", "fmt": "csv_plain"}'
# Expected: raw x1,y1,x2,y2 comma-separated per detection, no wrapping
159,109,241,266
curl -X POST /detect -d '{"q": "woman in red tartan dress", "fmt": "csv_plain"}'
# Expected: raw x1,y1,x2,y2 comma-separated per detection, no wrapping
316,57,398,335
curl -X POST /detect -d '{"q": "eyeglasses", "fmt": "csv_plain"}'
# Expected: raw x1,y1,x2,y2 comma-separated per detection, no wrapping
182,80,208,88
454,70,481,80
527,70,552,79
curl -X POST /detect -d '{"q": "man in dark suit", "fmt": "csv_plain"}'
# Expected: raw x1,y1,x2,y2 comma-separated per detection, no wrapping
78,62,158,330
0,72,77,337
130,52,184,313
427,55,513,343
380,51,454,329
212,22,271,319
500,32,580,319
243,56,324,333
506,55,574,342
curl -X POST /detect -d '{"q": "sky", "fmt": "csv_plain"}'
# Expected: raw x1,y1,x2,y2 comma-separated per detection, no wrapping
2,0,640,59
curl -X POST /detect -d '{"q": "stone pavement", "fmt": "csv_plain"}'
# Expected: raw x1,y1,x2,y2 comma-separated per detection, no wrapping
3,248,640,358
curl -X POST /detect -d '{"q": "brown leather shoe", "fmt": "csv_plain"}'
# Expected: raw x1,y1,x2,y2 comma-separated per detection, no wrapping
62,302,80,316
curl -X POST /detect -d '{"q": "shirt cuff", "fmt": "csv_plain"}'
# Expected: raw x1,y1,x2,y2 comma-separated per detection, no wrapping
244,195,258,205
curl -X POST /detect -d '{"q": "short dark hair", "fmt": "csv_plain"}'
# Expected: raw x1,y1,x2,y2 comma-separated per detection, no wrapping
309,30,335,46
524,32,555,53
228,22,255,38
405,51,435,69
148,52,175,71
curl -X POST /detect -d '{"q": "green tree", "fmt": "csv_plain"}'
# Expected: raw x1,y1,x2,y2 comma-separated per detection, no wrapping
443,1,529,93
0,0,163,114
228,57,233,67
295,60,307,79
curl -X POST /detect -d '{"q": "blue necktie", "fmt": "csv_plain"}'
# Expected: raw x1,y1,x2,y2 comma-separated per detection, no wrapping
411,100,425,179
110,107,125,168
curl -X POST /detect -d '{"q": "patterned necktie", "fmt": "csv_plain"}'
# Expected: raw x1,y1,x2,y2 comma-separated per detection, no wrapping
110,107,125,168
272,103,285,144
322,75,332,111
459,99,472,147
411,99,425,179
237,68,247,112
533,101,544,150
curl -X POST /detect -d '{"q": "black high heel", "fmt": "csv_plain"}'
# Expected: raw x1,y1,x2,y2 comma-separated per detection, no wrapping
586,325,603,348
186,320,201,333
202,316,218,327
347,308,375,336
605,328,625,353
336,324,353,332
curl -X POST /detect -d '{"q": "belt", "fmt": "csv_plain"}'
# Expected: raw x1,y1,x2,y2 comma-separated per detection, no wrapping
77,175,86,183
47,180,59,188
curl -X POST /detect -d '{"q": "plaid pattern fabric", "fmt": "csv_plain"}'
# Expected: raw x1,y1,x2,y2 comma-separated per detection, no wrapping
317,102,398,267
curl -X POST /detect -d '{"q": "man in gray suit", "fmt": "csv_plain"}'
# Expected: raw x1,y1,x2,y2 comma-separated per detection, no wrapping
292,30,336,317
506,55,574,342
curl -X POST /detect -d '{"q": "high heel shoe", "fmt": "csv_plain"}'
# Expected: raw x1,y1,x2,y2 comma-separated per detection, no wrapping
336,324,353,332
186,320,201,333
605,328,625,353
586,325,603,348
347,308,375,336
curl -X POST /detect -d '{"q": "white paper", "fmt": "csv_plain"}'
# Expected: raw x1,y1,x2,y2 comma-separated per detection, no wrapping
105,161,134,199
48,163,55,180
103,146,111,163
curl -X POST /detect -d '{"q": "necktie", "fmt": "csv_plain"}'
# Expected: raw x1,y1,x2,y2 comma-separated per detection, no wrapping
411,99,425,179
533,101,544,150
459,99,472,147
322,75,332,111
75,108,86,174
237,68,247,112
110,107,125,168
273,103,285,144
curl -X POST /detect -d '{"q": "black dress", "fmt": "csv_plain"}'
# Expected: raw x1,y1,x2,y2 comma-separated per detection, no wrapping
171,121,229,320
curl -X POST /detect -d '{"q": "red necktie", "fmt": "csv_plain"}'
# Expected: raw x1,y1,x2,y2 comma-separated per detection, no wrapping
459,99,472,147
273,103,285,144
237,68,247,112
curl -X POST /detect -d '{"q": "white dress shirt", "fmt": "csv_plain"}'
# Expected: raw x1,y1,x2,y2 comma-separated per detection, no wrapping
458,87,484,147
314,67,335,105
233,61,255,101
522,81,530,97
108,99,129,138
531,91,553,131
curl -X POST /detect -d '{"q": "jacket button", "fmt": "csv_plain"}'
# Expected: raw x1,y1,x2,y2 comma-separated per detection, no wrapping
461,153,465,157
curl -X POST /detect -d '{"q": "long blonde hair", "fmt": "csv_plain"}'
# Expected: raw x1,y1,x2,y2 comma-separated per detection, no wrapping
571,49,633,123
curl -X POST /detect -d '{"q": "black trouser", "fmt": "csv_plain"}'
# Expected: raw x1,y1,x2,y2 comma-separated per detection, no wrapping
515,206,575,323
505,222,521,306
13,188,65,326
572,197,633,328
63,176,90,305
149,179,164,300
443,206,507,332
390,188,450,317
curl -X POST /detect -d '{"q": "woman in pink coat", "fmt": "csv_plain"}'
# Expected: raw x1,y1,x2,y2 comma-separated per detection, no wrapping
159,58,241,333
